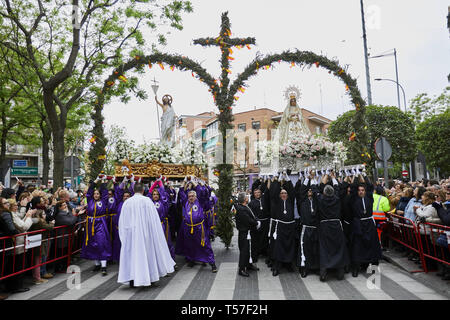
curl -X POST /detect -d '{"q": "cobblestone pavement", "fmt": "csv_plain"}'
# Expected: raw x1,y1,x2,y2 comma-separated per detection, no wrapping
6,231,450,300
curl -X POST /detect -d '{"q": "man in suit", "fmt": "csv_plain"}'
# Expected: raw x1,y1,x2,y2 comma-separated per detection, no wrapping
235,192,260,277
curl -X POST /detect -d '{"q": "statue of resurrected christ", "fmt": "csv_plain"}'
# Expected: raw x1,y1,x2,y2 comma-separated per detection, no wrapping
155,94,176,146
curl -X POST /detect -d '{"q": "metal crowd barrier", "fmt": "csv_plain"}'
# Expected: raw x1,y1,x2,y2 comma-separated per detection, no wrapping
385,212,450,273
416,221,450,272
0,218,86,281
384,212,427,273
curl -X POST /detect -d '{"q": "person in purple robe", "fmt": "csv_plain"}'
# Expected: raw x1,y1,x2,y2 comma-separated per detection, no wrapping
175,177,217,272
109,176,134,262
147,178,177,267
205,184,217,241
81,176,112,275
165,181,178,241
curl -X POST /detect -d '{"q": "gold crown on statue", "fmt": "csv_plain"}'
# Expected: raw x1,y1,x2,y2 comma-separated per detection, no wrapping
284,85,301,102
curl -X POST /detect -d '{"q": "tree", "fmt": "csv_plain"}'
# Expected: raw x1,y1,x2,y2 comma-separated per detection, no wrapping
0,0,193,188
102,124,130,175
328,105,417,172
415,109,450,176
0,45,40,166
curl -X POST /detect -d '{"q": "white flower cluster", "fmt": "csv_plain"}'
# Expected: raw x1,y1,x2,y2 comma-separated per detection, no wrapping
130,142,178,164
111,136,207,167
257,141,276,165
173,138,208,168
112,139,136,162
259,134,347,164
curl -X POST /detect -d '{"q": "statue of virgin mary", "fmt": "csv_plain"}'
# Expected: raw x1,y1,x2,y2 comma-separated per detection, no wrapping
278,86,311,146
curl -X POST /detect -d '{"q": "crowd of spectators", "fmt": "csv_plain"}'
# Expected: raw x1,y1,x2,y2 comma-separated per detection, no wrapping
383,177,450,280
0,180,87,300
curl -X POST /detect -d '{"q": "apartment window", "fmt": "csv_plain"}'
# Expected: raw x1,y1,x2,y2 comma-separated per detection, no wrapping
238,123,246,132
252,121,260,130
315,126,321,134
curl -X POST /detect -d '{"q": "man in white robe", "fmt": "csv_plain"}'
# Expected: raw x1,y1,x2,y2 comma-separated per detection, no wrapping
118,183,176,287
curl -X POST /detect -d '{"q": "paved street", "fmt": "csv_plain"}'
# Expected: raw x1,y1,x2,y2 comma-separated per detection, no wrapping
7,231,450,300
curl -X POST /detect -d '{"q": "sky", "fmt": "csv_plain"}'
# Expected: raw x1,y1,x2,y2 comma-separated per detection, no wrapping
103,0,450,144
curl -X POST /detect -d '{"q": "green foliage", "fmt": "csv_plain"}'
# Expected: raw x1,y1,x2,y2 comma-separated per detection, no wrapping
409,86,450,124
415,109,450,176
0,0,193,187
214,164,235,249
328,105,417,171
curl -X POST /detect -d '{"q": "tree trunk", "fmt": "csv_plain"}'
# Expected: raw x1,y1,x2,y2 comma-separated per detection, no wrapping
40,120,51,186
43,89,66,189
52,128,65,189
0,127,7,166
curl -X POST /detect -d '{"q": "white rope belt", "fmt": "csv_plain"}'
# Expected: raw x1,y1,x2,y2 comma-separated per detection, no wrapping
320,219,341,223
320,218,343,231
269,218,296,240
247,230,253,264
299,224,318,267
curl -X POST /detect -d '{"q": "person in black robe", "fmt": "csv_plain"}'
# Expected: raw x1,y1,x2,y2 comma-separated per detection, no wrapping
349,174,382,277
248,179,270,261
268,172,297,276
339,175,353,273
295,172,320,278
235,192,260,277
316,172,350,281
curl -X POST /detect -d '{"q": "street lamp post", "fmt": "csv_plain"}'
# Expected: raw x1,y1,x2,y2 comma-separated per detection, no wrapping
151,77,161,141
374,78,407,112
375,78,409,177
360,0,373,105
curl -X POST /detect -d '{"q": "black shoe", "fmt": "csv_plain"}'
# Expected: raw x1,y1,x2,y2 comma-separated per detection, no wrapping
101,267,107,276
187,261,195,268
129,280,135,288
92,265,101,272
344,266,350,274
352,269,359,277
272,269,279,277
320,270,327,282
174,264,179,271
11,287,30,294
238,269,250,277
300,267,307,278
247,264,259,271
211,264,218,273
337,268,345,280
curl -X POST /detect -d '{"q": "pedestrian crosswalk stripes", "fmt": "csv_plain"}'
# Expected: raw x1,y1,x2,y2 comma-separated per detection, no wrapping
207,262,238,300
257,262,285,300
7,259,448,300
345,273,393,300
156,262,202,300
5,235,449,300
300,274,339,300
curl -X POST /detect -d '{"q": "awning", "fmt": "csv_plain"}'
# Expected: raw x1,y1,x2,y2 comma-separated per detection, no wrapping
204,136,219,149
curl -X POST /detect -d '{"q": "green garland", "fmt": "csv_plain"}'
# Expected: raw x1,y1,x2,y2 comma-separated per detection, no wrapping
88,11,368,248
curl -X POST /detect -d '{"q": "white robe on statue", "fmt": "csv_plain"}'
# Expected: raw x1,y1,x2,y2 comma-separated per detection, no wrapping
118,193,175,286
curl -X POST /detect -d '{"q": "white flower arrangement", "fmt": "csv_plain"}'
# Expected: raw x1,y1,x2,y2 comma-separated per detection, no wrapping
259,134,347,165
112,139,136,162
173,138,208,168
